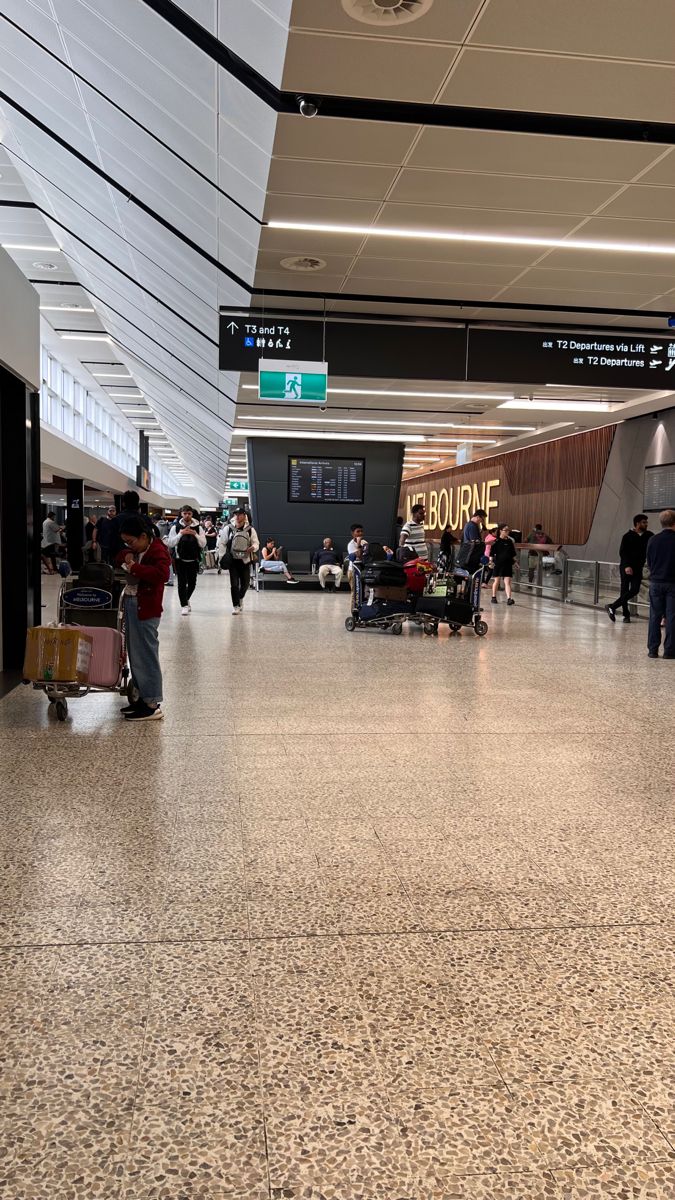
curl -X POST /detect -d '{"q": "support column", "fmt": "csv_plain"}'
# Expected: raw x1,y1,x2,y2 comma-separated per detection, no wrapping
0,372,41,670
66,478,84,572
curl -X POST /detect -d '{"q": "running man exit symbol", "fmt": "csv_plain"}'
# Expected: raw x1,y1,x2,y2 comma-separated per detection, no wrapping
285,373,302,399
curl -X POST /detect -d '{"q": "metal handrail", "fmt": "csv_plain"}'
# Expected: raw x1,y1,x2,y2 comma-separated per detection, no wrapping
513,550,650,614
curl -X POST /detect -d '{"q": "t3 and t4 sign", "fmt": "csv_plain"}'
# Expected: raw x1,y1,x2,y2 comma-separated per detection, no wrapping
258,360,328,404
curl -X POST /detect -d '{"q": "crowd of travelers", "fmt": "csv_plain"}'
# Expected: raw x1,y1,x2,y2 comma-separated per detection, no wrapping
40,492,675,722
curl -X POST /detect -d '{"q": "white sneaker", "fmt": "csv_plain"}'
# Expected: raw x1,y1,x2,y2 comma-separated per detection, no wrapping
232,606,241,615
181,606,190,615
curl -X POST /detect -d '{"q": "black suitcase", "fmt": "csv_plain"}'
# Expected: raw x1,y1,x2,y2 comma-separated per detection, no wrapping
363,562,406,589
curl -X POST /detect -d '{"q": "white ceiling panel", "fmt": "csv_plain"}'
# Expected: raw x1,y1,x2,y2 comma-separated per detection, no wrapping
636,150,675,186
516,266,675,294
54,0,217,109
407,127,666,182
283,32,458,102
266,158,399,200
218,0,293,86
387,170,619,214
440,49,675,123
272,114,417,165
290,0,483,43
348,256,523,287
598,186,675,222
470,0,675,63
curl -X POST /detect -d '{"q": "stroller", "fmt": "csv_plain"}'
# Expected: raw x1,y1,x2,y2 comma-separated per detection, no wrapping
412,565,488,638
345,552,412,635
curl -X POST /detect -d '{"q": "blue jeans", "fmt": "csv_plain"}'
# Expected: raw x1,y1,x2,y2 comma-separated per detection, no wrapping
648,582,675,656
124,596,163,704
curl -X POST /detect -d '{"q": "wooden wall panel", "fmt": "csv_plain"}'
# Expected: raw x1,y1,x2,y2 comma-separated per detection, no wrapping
399,426,616,546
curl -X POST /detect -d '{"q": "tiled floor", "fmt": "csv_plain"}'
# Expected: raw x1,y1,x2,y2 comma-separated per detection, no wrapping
0,574,673,1198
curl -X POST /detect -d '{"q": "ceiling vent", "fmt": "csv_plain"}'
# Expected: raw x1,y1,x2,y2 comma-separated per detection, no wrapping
341,0,434,27
281,255,327,272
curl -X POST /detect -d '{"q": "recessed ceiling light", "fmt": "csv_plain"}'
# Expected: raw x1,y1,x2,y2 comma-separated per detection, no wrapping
499,400,613,413
267,219,675,258
109,391,144,398
92,372,133,378
32,261,58,271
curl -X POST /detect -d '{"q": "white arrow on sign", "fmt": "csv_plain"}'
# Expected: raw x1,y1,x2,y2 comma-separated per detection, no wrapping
227,321,239,334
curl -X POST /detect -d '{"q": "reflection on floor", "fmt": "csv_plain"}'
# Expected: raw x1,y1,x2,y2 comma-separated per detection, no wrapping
1,574,674,1198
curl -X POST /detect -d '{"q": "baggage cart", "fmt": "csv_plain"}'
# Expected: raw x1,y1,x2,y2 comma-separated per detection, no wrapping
412,566,488,638
345,561,412,635
25,562,132,721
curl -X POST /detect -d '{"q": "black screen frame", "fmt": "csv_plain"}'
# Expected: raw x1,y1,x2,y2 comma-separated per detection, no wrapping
643,462,675,512
287,455,366,505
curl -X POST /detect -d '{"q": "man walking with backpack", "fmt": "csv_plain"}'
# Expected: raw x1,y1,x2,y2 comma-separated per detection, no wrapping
168,505,206,615
217,507,260,615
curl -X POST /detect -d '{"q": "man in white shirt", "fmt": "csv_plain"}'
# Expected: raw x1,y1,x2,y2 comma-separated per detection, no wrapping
400,503,428,560
41,512,63,574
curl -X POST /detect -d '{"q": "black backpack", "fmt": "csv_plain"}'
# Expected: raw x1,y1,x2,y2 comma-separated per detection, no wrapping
175,521,202,561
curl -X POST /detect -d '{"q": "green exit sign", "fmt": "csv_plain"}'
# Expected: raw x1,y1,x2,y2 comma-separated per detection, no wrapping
259,358,327,404
226,480,248,490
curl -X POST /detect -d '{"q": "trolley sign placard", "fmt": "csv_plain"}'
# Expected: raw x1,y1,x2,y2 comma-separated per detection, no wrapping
63,587,112,608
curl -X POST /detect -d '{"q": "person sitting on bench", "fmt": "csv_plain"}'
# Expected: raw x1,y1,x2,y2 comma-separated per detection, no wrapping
312,538,343,589
260,538,298,583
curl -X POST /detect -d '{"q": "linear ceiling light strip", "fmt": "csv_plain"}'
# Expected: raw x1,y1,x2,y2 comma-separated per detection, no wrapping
0,13,262,226
139,0,675,145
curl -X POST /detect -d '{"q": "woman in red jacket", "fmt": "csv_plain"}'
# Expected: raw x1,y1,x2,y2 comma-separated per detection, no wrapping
118,517,171,721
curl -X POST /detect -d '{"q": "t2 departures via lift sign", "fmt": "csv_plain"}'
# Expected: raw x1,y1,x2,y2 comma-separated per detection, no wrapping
221,311,675,389
466,328,675,388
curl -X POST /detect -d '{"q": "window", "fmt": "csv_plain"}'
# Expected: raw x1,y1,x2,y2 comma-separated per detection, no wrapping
39,347,182,496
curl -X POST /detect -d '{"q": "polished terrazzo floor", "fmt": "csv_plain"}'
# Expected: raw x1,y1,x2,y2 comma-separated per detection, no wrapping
0,574,674,1198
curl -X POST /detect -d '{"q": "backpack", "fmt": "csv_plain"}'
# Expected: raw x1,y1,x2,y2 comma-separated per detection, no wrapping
230,528,250,560
175,521,202,561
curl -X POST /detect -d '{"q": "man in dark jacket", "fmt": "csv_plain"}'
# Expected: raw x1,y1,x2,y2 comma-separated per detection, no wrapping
312,538,344,589
646,508,675,659
606,514,653,624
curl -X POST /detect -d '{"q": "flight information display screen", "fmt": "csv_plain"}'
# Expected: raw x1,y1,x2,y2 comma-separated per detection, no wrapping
288,456,365,504
644,463,675,511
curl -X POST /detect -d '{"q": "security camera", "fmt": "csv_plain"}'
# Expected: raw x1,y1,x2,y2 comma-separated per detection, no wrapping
319,405,327,412
297,96,318,118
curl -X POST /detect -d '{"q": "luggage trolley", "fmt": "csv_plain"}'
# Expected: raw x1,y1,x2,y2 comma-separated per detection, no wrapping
33,562,132,720
345,559,412,635
413,566,489,638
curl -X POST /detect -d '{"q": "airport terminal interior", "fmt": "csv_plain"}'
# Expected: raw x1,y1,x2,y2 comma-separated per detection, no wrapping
1,1,675,1197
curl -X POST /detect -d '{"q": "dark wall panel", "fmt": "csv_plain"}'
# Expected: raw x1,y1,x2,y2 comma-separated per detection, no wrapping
248,438,404,555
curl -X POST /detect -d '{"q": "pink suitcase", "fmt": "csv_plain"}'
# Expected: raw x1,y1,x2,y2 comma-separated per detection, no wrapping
70,624,123,688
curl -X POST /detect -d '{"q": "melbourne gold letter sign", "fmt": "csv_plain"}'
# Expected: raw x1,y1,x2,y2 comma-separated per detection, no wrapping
406,479,501,533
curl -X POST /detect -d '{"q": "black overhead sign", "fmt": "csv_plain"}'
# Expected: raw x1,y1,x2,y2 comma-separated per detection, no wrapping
221,312,675,389
466,327,675,388
219,312,466,380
